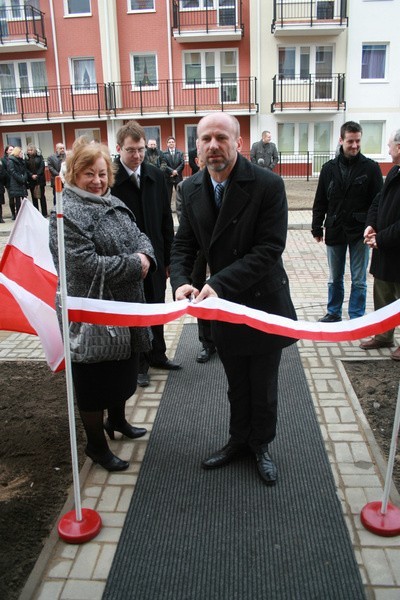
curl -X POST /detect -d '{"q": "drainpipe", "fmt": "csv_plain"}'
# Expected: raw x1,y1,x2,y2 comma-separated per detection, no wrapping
48,0,63,117
165,0,175,137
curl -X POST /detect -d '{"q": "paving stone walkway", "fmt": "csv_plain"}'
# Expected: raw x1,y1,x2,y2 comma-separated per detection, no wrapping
1,208,400,600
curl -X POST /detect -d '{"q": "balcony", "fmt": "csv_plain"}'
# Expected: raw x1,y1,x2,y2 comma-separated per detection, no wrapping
0,4,46,52
271,0,348,36
0,77,258,123
171,0,243,42
271,74,345,113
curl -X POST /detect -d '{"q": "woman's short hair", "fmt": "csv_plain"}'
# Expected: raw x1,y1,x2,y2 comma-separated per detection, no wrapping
65,142,115,188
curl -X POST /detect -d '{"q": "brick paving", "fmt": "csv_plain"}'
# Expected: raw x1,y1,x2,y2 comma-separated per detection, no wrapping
1,206,400,599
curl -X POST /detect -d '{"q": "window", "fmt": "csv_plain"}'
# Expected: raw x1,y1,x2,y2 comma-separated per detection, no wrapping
131,54,157,87
143,126,160,149
71,58,96,92
0,60,47,94
3,130,53,160
279,48,295,79
64,0,91,15
277,122,331,153
185,124,198,152
360,121,383,154
75,128,101,143
361,44,387,79
180,1,214,8
183,49,237,84
129,0,155,10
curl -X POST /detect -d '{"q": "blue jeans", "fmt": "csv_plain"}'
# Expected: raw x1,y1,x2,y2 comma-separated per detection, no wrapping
326,239,369,319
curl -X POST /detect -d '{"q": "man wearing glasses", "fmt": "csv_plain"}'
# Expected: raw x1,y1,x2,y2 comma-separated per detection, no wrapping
112,121,180,387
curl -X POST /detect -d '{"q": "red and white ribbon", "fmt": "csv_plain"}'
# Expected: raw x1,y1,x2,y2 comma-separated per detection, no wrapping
67,296,400,343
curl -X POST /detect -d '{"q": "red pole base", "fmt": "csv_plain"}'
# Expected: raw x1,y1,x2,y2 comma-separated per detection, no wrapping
58,508,102,544
361,501,400,537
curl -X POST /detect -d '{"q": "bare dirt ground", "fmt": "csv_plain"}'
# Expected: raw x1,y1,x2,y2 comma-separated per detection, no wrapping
1,179,398,600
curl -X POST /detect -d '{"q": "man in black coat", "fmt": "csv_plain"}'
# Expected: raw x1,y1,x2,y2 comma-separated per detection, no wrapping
360,129,400,358
170,112,297,486
312,121,383,322
160,136,185,205
47,142,65,205
112,121,180,387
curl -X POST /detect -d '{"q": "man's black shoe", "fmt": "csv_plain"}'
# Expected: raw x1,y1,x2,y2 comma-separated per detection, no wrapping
196,346,216,363
255,450,277,486
149,359,182,370
318,313,342,323
137,373,150,387
201,441,249,469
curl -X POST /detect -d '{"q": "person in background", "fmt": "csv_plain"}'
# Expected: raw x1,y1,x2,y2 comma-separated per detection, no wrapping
160,136,185,205
188,147,199,175
112,121,180,388
250,131,279,171
8,147,28,220
0,160,6,223
170,112,297,486
312,121,383,322
360,129,400,358
144,139,162,168
175,154,216,363
25,144,48,217
49,141,156,472
47,142,66,205
1,145,14,216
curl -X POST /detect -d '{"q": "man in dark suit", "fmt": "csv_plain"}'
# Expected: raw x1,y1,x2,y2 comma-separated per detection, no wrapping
161,136,185,204
170,112,297,486
112,121,181,387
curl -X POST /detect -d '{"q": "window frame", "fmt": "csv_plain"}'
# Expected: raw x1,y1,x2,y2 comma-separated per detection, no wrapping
359,121,384,156
182,48,238,87
361,43,388,81
70,57,97,94
130,53,158,90
128,0,155,12
63,0,92,17
0,58,47,96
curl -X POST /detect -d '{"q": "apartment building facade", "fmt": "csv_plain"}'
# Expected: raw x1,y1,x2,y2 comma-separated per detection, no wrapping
0,0,398,174
251,0,400,175
0,0,254,171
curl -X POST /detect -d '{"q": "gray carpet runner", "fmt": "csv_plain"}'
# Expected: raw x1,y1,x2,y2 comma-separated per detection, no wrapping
103,324,365,600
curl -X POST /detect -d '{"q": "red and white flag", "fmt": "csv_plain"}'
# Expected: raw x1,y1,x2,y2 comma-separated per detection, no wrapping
0,199,64,371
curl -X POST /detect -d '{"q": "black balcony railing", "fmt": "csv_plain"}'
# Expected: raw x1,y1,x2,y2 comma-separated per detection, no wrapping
0,4,46,47
271,0,348,32
271,74,345,112
0,77,258,122
172,0,243,35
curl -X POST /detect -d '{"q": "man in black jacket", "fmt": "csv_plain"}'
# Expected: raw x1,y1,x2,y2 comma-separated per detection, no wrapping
360,129,400,358
112,121,180,387
312,121,383,322
160,136,185,205
47,142,65,205
170,112,296,486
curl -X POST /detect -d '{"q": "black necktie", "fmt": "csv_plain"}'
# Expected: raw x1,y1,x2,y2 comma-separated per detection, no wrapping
130,173,140,188
215,183,224,209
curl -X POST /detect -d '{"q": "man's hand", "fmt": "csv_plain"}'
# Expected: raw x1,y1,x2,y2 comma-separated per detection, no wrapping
364,226,377,248
313,236,323,243
192,283,218,303
175,284,199,301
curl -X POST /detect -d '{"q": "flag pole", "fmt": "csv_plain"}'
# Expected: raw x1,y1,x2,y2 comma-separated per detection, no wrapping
360,381,400,537
55,176,102,543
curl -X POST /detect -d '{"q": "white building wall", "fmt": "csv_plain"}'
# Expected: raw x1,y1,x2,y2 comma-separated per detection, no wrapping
341,0,400,165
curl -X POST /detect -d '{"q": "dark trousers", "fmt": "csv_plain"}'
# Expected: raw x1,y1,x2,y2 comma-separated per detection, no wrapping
217,349,282,452
9,196,22,218
139,324,167,372
30,185,48,217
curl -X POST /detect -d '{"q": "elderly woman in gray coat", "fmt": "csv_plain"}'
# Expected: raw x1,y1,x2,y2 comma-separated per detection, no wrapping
49,141,156,472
